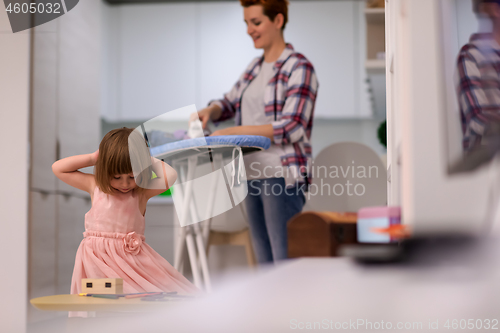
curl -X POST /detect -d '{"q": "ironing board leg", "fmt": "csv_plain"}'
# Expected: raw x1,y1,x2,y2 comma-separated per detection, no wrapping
187,189,212,291
185,226,202,289
183,155,214,291
202,153,223,248
173,163,190,272
194,152,223,281
173,157,204,289
193,223,212,292
174,225,186,272
188,193,213,291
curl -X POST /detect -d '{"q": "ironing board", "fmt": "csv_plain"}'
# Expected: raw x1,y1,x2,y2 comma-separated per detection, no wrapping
150,135,271,292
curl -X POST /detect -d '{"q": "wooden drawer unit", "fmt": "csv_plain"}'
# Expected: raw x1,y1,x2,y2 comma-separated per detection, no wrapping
288,212,358,257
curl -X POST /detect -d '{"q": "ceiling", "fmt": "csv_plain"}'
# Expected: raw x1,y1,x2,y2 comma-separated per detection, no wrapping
104,0,338,4
105,0,237,3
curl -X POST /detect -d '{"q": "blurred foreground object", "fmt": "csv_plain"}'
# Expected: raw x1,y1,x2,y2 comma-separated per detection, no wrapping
51,236,500,333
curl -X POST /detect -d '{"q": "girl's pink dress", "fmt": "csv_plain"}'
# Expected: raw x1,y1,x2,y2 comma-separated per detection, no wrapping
70,186,197,314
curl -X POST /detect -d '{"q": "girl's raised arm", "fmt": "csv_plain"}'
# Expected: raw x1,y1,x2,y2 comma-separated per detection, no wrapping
143,158,178,200
52,150,98,194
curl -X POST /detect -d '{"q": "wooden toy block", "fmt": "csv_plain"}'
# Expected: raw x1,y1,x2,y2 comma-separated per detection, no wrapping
81,278,123,294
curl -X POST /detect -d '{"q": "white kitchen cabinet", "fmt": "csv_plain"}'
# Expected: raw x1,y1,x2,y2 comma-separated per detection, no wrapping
103,0,372,121
28,0,103,325
56,195,89,294
28,192,57,323
287,1,370,118
117,3,197,121
57,0,101,195
198,2,261,110
31,32,58,192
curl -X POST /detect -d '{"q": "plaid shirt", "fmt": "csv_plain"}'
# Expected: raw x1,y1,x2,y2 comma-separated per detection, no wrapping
456,33,500,151
211,44,319,189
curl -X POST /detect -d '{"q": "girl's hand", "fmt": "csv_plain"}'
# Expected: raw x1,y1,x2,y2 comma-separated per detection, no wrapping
52,153,97,194
91,149,99,165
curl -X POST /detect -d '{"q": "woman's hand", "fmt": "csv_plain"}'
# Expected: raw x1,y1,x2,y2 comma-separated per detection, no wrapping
211,127,236,137
190,104,222,129
211,125,274,140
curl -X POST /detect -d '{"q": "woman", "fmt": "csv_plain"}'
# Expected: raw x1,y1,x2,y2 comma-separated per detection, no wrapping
197,0,319,263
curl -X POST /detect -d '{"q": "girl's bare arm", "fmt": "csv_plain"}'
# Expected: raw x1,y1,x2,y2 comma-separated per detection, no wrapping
143,158,178,200
52,150,98,194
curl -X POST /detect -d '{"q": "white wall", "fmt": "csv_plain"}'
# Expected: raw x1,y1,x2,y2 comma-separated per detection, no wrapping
386,0,398,205
0,9,30,333
388,0,491,234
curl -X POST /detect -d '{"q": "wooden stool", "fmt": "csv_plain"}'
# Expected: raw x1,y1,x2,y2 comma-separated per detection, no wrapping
207,228,257,267
288,211,358,258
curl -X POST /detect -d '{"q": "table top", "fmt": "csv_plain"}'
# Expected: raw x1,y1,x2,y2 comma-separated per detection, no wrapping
30,294,193,312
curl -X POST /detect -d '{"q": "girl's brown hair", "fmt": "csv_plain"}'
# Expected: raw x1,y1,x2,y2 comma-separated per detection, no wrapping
94,127,152,195
240,0,289,30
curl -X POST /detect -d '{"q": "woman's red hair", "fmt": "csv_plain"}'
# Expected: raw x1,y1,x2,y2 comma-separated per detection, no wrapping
240,0,289,30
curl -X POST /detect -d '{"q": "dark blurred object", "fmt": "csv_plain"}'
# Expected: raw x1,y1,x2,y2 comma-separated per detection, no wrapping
288,212,358,257
399,234,480,265
342,234,485,265
377,120,387,148
340,244,402,263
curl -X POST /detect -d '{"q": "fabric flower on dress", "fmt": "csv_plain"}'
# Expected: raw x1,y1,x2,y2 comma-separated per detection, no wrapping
123,231,142,255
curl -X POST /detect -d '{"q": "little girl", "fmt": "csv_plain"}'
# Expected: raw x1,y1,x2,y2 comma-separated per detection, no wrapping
52,128,198,315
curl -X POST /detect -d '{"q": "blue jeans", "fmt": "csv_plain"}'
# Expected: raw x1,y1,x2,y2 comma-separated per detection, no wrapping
244,178,305,264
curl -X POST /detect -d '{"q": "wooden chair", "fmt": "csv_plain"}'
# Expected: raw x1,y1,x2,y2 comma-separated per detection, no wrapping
207,228,256,267
205,204,256,267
